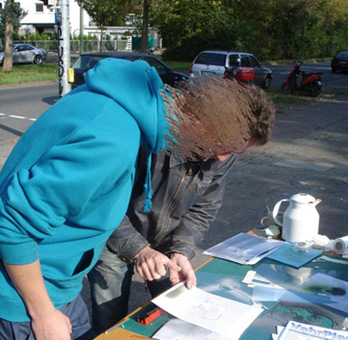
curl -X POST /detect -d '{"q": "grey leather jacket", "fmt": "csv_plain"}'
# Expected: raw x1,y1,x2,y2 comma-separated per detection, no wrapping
107,148,237,263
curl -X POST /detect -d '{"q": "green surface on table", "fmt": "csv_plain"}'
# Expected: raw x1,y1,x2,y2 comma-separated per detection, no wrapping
113,254,348,339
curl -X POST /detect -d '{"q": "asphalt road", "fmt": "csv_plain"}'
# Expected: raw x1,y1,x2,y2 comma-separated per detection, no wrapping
0,63,347,143
267,61,348,90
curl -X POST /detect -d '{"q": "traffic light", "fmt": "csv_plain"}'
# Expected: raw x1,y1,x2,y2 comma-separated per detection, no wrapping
39,0,57,7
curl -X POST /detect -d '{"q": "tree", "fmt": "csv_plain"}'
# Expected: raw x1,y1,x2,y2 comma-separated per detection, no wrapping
1,0,27,71
150,0,237,60
139,0,149,52
77,0,140,26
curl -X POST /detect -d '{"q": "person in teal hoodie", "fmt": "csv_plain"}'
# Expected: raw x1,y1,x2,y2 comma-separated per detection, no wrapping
0,58,179,340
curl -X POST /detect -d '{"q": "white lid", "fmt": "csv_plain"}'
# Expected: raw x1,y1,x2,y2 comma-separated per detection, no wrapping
290,193,315,204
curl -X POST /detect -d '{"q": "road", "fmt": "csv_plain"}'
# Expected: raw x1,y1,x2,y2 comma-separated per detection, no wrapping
0,82,58,141
0,62,347,143
268,61,348,90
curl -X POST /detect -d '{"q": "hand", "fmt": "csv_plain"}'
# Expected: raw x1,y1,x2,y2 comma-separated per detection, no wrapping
134,246,180,281
169,252,197,289
31,308,72,340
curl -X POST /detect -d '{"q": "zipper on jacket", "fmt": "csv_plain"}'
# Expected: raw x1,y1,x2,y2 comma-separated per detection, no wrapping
153,165,191,243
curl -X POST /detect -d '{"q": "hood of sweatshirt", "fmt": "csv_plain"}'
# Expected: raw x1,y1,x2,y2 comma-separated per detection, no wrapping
84,58,169,154
84,57,171,212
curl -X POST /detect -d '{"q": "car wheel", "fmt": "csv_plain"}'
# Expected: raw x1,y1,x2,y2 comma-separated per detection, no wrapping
262,76,272,90
281,83,292,95
33,55,43,65
331,68,337,73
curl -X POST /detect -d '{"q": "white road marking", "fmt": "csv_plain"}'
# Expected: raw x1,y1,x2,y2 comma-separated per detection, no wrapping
0,112,36,121
9,115,26,119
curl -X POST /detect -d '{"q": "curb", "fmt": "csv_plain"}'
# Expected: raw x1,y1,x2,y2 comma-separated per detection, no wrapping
0,81,58,90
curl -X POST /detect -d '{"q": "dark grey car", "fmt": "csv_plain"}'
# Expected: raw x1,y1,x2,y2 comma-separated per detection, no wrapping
331,51,348,73
190,50,273,90
69,52,188,89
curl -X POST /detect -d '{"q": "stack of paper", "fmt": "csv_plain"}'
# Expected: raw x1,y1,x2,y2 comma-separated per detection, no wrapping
204,232,283,265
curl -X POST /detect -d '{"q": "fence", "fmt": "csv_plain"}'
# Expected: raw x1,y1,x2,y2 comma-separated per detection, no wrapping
7,39,132,53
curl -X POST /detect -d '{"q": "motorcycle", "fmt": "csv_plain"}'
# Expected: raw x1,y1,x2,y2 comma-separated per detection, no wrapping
281,61,323,97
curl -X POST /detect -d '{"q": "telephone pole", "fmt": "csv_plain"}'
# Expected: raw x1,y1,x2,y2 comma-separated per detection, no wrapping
56,0,71,97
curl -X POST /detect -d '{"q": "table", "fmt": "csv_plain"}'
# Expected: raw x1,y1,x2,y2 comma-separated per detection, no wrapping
94,237,348,339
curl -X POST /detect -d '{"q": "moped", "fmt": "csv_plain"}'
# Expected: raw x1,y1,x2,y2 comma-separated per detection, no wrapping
281,61,322,97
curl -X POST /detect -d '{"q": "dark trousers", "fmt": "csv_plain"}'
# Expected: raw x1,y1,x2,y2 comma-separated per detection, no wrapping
0,294,96,340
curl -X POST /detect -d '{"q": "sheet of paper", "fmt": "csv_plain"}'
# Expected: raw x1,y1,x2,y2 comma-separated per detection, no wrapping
302,273,348,313
250,271,348,313
278,320,348,340
152,282,263,340
153,318,232,340
204,232,283,265
265,242,323,268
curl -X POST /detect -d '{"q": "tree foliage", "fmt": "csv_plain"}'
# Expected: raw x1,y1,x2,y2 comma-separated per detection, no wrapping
0,0,27,39
77,0,142,26
150,0,348,61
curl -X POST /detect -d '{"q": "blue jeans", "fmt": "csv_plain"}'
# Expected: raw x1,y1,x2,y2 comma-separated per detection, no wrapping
88,246,172,334
0,294,95,340
88,247,134,334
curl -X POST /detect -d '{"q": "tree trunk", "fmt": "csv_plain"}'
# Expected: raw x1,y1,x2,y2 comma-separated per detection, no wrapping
139,0,149,53
2,0,14,72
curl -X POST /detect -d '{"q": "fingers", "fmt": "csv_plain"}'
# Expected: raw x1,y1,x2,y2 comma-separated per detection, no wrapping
134,248,180,282
168,253,197,289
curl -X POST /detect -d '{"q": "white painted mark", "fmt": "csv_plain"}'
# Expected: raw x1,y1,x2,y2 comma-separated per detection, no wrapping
9,115,26,120
0,112,36,121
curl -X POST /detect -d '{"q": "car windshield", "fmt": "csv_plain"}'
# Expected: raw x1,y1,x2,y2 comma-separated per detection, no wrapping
249,56,260,67
195,53,226,66
144,57,167,73
337,52,348,59
73,55,106,69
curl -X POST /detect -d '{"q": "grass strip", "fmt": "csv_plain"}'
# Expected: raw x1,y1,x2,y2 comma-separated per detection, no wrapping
0,64,58,85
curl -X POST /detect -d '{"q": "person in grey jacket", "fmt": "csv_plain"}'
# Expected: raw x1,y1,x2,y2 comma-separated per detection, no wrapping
88,78,276,333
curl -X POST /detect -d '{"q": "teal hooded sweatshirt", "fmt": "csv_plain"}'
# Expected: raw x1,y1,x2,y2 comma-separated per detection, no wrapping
0,58,169,322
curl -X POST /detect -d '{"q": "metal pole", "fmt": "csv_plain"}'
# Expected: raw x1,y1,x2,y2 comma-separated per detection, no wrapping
57,0,71,97
79,2,83,55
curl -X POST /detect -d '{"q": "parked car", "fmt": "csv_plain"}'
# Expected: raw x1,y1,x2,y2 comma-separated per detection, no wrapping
69,52,188,88
331,51,348,73
0,44,47,66
189,50,273,90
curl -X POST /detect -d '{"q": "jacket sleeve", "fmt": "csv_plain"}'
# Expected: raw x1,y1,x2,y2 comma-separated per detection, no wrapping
106,215,150,263
167,155,237,259
0,129,137,265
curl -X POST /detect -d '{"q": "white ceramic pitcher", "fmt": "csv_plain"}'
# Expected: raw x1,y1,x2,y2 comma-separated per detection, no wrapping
272,193,321,242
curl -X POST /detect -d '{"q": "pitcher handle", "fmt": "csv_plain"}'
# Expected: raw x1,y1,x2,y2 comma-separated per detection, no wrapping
272,199,290,226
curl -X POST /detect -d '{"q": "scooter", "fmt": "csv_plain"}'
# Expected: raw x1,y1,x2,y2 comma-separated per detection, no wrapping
281,61,323,97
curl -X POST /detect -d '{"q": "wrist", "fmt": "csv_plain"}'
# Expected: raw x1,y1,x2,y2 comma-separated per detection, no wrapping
28,299,56,320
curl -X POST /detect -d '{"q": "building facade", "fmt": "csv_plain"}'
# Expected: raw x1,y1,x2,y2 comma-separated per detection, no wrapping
0,0,91,37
